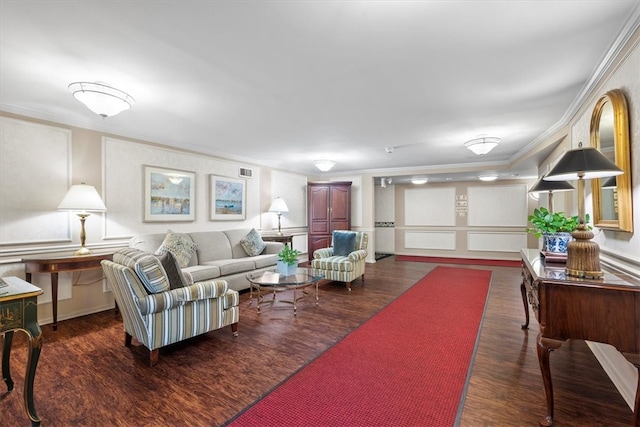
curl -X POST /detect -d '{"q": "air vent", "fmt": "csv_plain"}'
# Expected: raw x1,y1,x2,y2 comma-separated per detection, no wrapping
239,167,253,178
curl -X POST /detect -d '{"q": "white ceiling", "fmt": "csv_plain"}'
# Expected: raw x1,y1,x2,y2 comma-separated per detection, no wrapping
2,1,639,184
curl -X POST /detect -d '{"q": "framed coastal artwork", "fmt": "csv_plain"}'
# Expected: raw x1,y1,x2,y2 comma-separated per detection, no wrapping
210,175,246,220
143,166,195,222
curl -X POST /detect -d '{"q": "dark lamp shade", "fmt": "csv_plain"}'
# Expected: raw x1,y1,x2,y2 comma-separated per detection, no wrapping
528,178,574,193
601,176,617,189
544,146,623,181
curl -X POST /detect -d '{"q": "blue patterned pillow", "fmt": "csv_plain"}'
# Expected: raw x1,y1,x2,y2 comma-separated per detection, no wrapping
333,231,356,257
134,255,170,294
240,228,266,256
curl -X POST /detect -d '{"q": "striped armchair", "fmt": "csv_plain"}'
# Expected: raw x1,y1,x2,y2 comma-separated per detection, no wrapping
101,248,239,366
311,231,368,291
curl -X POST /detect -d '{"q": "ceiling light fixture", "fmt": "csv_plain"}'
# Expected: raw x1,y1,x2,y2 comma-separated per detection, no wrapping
478,175,498,181
465,136,501,155
313,160,336,172
411,178,428,185
68,81,135,118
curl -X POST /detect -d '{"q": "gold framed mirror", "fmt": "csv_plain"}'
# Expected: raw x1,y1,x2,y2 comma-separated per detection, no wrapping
590,89,633,232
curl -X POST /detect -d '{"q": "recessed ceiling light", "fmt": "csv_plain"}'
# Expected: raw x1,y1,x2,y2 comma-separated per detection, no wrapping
411,178,427,184
478,175,499,181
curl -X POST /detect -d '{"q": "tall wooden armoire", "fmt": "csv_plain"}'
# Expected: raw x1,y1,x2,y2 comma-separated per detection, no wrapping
307,181,352,257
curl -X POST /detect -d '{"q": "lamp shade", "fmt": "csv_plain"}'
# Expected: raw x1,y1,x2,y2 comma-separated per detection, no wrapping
601,176,617,189
313,160,336,172
544,146,623,181
464,137,501,155
69,82,135,118
528,178,574,193
57,183,107,213
268,197,289,214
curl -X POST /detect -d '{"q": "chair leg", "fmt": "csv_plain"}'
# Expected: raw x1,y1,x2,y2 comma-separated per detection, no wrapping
124,332,132,348
149,349,160,367
346,281,352,291
231,322,239,337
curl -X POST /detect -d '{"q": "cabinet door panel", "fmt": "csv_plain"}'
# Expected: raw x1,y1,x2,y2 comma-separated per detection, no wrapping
330,186,350,222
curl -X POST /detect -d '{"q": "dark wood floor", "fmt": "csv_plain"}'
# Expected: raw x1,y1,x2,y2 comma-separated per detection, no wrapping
1,257,634,426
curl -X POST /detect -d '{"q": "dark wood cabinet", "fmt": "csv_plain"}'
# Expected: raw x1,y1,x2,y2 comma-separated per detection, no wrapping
307,181,351,257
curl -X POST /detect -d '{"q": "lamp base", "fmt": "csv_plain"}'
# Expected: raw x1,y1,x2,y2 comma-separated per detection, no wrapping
565,226,603,279
74,246,93,256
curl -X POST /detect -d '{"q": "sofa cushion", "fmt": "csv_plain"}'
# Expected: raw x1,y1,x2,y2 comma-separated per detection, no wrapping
181,265,222,284
252,253,279,269
134,254,171,294
223,228,256,259
333,231,356,257
204,259,256,276
159,251,188,290
155,230,197,268
240,228,266,256
189,231,233,263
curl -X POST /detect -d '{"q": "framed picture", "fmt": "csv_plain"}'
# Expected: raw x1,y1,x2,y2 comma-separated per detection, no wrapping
210,175,246,220
144,166,195,222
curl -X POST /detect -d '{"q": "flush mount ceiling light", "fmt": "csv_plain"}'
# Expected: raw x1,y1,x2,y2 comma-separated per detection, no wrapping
411,178,428,185
313,160,336,172
478,175,498,181
464,136,501,155
68,82,135,118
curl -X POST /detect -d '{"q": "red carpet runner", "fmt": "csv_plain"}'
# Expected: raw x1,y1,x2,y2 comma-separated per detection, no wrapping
397,255,521,268
226,266,491,427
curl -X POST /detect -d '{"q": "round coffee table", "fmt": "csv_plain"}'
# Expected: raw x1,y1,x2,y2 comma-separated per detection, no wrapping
246,268,324,315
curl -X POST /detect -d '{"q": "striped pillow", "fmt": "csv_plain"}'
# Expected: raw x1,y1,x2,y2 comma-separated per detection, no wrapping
134,255,170,294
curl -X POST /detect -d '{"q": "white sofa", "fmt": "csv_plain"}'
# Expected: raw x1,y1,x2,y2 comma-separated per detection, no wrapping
129,228,284,292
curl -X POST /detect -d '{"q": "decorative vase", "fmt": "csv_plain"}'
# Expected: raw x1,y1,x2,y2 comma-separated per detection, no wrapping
543,232,572,255
277,260,298,276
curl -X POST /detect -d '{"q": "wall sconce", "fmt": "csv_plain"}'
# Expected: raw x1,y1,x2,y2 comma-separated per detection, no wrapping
68,82,135,118
57,183,107,256
544,143,622,278
268,197,289,235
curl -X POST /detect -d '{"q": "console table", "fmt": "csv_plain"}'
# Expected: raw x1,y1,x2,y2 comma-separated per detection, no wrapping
23,252,113,331
1,276,43,426
520,248,640,426
261,233,293,248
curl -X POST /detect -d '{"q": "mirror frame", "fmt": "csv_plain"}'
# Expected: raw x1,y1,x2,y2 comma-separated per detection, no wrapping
590,89,633,232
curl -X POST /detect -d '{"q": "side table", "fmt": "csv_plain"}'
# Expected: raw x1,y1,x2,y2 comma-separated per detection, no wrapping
261,233,293,248
23,252,113,331
1,276,44,426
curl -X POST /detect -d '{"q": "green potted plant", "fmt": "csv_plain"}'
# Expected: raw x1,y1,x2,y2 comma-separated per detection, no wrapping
277,245,301,276
527,207,589,254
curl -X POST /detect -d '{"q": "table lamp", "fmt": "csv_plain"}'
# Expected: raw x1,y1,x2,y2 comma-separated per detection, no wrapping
528,177,574,213
544,143,622,278
268,197,289,235
57,182,107,256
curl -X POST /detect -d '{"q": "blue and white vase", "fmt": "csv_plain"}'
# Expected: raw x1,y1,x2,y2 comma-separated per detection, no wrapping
542,232,572,254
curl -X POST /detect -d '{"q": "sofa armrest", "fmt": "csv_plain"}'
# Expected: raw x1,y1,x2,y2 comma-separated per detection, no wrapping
263,241,285,254
137,279,230,315
348,249,368,262
313,248,334,259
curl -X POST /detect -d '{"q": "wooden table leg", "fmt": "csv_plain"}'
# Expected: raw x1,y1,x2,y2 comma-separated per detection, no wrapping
51,272,59,331
537,334,563,427
2,330,14,391
24,298,43,426
520,278,530,329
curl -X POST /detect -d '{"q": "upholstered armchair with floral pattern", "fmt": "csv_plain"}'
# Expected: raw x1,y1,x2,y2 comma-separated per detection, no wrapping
311,230,368,291
101,248,239,366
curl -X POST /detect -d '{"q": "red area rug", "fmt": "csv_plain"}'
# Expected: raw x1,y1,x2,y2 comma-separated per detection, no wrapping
226,266,491,427
397,255,521,268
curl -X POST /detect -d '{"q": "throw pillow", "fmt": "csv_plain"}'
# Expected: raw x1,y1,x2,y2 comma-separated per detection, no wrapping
333,231,356,257
158,251,188,290
134,254,171,294
240,228,266,256
155,230,197,268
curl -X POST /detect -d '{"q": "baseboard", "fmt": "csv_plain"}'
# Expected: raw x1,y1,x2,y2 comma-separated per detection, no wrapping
38,303,116,327
587,341,637,410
